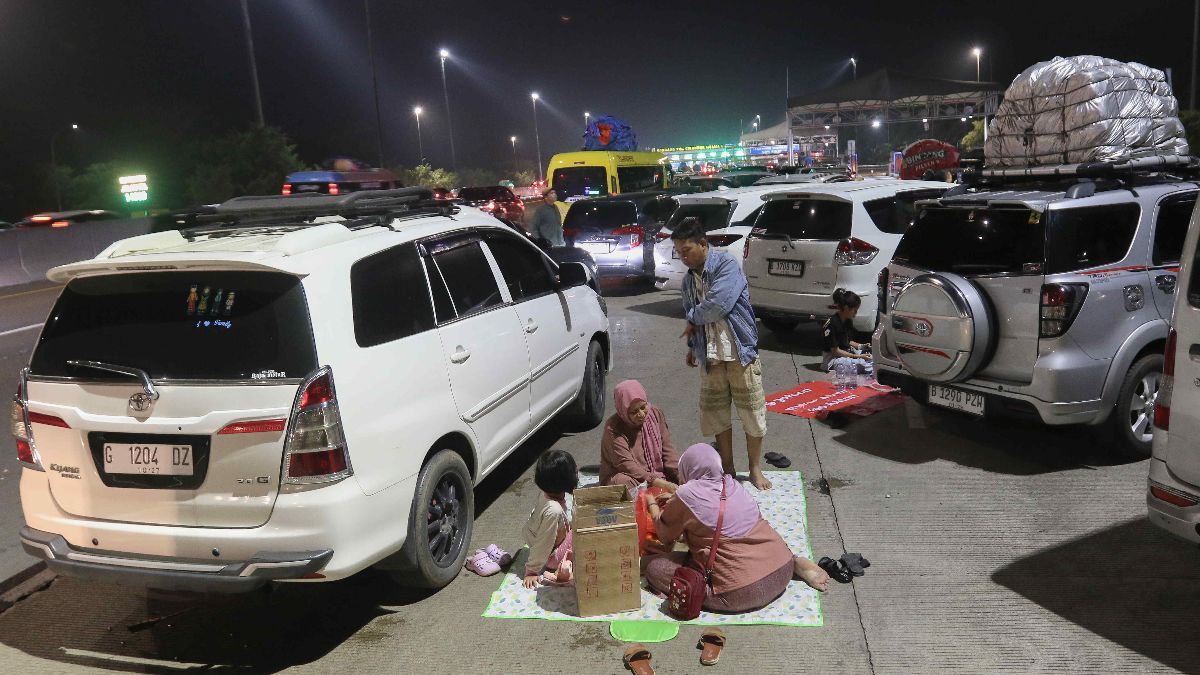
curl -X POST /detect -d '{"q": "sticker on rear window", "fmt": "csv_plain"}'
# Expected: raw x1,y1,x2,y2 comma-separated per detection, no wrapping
251,370,287,379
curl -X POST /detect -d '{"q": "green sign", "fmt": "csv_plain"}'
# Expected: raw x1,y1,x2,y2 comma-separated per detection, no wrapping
118,174,149,203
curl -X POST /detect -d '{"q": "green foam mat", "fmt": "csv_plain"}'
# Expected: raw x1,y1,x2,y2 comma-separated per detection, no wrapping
481,472,823,627
609,620,679,643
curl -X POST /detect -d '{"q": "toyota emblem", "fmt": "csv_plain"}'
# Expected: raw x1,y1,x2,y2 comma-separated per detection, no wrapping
128,392,154,413
915,321,932,337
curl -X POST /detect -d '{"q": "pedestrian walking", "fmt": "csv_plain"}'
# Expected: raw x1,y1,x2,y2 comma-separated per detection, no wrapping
529,187,565,247
671,217,773,491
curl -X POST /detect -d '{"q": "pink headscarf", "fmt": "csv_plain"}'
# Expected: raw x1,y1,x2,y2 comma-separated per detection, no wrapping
614,380,664,478
674,444,761,539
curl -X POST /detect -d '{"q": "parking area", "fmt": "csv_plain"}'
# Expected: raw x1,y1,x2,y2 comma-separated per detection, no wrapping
0,284,1196,673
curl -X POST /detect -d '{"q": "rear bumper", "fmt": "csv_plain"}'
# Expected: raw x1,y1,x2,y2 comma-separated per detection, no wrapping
1147,459,1200,545
20,525,333,593
751,285,877,333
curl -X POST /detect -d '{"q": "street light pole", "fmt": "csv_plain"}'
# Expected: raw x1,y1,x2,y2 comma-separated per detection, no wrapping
973,47,982,82
364,0,385,168
584,111,590,129
510,135,518,173
50,123,78,212
850,57,857,80
439,49,457,168
531,92,543,182
413,107,424,164
239,0,265,127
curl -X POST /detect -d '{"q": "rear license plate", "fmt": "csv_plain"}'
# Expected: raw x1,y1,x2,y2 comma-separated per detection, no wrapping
927,385,985,416
768,259,805,277
580,242,612,255
103,443,194,476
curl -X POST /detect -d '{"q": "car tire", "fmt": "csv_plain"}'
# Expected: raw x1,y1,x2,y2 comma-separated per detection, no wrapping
393,450,474,589
760,316,799,334
563,340,606,430
1104,353,1163,460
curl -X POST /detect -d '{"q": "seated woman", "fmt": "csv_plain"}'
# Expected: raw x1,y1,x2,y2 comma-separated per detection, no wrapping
599,380,680,491
642,444,829,613
822,289,873,375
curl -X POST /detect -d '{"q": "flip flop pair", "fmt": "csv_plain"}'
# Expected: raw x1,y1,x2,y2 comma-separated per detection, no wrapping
621,629,726,673
817,553,872,583
763,452,792,468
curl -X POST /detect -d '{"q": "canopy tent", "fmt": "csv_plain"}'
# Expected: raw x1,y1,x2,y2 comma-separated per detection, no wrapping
786,69,1003,129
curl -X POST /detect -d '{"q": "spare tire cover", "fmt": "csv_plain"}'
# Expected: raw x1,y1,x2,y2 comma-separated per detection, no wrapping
886,273,995,383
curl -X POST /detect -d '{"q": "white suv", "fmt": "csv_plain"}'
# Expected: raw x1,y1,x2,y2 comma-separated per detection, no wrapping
742,180,949,334
12,188,611,592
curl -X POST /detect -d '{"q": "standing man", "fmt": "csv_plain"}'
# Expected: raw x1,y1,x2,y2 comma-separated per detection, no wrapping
672,217,772,491
529,187,565,247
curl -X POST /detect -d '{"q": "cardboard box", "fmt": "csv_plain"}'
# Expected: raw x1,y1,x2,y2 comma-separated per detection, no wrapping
572,484,641,617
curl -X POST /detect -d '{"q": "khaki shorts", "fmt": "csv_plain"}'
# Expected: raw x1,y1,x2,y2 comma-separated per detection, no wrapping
699,358,767,438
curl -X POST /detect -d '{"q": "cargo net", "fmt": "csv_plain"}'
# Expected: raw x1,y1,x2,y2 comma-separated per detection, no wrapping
985,55,1189,167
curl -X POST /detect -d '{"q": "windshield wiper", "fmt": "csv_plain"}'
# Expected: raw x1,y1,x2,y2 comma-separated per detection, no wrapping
66,360,159,401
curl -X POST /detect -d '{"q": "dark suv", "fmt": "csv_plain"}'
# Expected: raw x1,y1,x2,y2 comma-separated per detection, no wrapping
455,186,524,221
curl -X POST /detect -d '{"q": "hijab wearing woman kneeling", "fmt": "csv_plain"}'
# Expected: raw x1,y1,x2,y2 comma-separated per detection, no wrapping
600,380,680,491
642,444,829,613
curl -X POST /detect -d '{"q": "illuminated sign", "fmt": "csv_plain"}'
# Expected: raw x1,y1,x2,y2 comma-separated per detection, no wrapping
118,174,149,204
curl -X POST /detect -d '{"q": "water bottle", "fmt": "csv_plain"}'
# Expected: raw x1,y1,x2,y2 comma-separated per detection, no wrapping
834,361,851,392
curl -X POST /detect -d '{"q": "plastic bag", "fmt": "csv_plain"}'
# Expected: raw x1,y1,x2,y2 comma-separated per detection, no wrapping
634,486,667,555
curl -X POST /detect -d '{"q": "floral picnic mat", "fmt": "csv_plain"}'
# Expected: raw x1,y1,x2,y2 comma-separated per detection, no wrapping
481,471,823,627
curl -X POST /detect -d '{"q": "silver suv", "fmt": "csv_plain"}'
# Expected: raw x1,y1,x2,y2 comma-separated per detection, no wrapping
873,160,1195,457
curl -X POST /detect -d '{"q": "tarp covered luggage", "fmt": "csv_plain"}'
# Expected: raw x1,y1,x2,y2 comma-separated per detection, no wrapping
985,55,1189,167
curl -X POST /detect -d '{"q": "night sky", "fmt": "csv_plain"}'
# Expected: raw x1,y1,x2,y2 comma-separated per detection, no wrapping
3,0,1197,187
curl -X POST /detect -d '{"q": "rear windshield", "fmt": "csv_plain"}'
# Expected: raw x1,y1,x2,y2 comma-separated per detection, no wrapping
30,272,317,381
863,189,946,235
458,187,511,201
754,198,851,240
666,203,732,232
552,167,608,200
894,207,1045,275
564,202,638,232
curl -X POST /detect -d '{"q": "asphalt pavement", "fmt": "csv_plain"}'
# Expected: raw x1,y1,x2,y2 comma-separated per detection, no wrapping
0,282,1196,673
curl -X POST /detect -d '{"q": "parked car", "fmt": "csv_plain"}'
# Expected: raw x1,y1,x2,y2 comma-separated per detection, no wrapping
743,180,949,335
13,187,611,593
679,176,737,192
714,170,773,188
1148,186,1200,542
455,186,525,221
652,185,790,291
874,159,1195,458
15,210,122,228
752,172,851,186
563,192,676,281
282,167,402,195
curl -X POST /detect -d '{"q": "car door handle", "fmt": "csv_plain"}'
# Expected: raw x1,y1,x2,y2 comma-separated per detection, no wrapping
524,320,539,334
450,346,471,364
1156,274,1177,295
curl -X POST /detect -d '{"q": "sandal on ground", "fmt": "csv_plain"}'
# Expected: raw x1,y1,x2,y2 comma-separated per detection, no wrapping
817,556,852,584
840,552,870,577
484,544,513,567
765,454,792,468
697,628,726,666
623,644,654,675
464,549,500,577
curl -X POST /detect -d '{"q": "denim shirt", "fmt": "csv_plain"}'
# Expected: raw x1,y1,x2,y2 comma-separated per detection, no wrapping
680,248,759,370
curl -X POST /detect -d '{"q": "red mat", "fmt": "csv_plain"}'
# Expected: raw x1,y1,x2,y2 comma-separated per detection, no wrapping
765,380,905,420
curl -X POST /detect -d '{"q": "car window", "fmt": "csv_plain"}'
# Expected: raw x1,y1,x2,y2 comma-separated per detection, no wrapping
564,202,638,232
459,187,511,201
30,271,317,380
485,233,555,300
755,198,851,240
552,167,609,200
665,203,732,232
894,207,1044,275
350,243,435,348
735,204,764,226
427,239,504,319
1153,192,1196,266
1045,204,1140,274
864,190,946,235
616,166,664,192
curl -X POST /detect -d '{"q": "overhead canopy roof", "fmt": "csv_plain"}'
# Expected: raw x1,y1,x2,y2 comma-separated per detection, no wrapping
788,69,1002,110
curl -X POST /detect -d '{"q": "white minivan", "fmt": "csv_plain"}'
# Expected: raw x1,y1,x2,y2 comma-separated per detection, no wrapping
742,180,949,334
12,189,611,592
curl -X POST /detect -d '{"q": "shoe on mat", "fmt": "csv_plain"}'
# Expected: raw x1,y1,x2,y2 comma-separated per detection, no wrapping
464,549,500,577
697,628,726,666
623,644,654,674
484,543,513,567
817,556,852,584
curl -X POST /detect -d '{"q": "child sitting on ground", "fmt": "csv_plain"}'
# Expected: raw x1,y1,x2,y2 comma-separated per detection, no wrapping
522,449,579,588
822,289,874,375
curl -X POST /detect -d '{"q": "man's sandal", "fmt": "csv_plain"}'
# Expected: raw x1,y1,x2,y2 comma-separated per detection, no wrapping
623,644,654,674
697,628,726,666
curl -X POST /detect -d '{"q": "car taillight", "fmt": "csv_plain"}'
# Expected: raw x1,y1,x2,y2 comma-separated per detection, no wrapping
833,237,879,266
878,267,889,314
328,183,340,196
481,200,497,212
706,234,743,248
282,183,292,195
1149,480,1198,507
1039,283,1088,338
655,231,671,241
51,221,69,228
11,371,45,471
614,226,642,248
1156,329,1176,430
284,367,352,484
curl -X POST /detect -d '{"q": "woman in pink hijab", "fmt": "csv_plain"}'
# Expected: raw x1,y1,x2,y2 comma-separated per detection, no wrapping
642,443,829,612
600,380,680,491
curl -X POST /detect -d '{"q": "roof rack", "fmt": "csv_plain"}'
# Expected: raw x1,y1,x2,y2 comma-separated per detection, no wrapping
972,154,1199,181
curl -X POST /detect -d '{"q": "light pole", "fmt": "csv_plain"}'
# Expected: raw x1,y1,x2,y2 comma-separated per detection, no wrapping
239,0,265,127
972,47,982,82
364,0,384,168
439,48,457,168
850,57,857,80
50,123,79,212
413,107,424,164
531,92,543,182
510,135,518,173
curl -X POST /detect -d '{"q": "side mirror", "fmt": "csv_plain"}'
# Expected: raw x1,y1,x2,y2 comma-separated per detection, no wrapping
557,261,589,289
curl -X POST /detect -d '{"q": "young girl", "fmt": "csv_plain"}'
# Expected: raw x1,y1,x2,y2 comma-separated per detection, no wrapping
522,449,579,589
821,289,873,375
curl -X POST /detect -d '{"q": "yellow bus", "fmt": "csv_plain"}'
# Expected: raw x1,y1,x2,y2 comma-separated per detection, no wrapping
547,151,668,204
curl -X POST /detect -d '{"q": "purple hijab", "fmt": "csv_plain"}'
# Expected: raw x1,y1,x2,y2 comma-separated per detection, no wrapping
674,444,761,539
